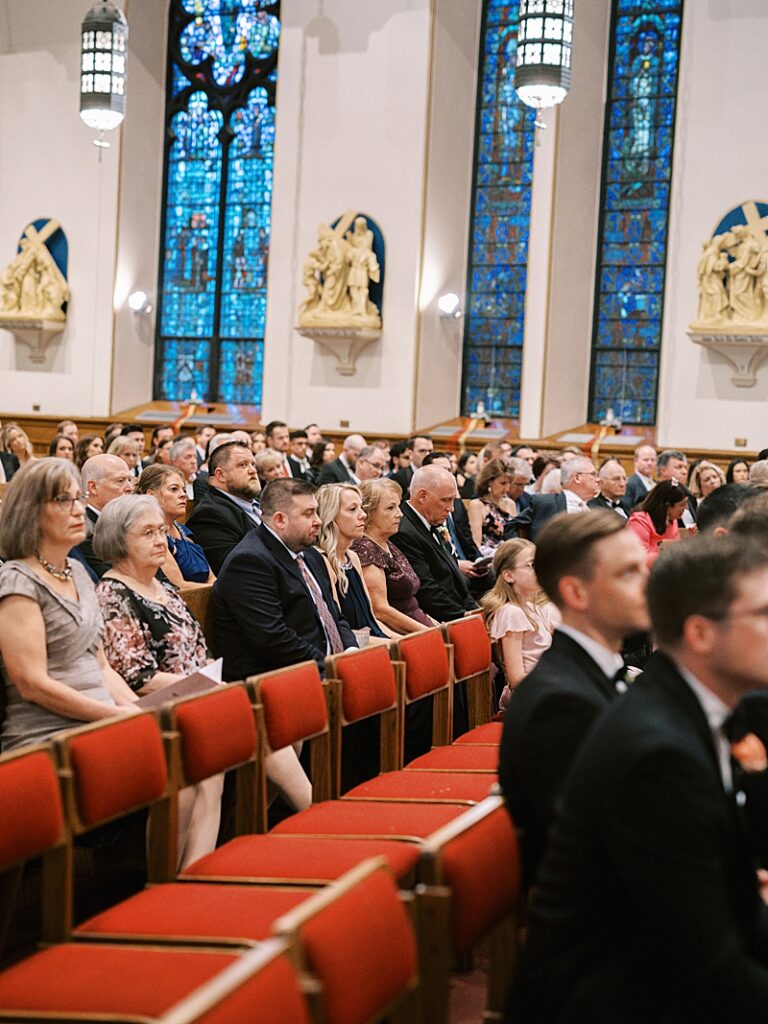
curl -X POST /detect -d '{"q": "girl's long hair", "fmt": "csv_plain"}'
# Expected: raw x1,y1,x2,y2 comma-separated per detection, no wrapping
480,539,548,629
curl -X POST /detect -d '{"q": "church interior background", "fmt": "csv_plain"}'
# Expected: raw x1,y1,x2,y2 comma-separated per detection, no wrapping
0,0,766,457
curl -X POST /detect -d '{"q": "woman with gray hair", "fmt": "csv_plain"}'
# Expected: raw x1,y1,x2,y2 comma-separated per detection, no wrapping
93,495,208,692
315,482,389,643
0,459,139,751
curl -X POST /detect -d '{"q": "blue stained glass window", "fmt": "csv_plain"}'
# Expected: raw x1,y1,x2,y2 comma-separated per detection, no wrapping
588,0,684,425
155,0,280,406
461,0,536,420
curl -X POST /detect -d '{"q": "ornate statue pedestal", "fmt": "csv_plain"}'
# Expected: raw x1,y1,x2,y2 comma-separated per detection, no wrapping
0,317,65,364
689,324,768,387
297,325,381,376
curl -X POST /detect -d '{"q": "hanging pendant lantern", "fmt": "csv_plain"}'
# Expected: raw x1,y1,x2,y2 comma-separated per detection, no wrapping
79,1,128,132
514,0,574,111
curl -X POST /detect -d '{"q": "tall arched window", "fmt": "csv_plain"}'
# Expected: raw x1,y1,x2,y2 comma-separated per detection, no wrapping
588,0,684,426
461,0,536,420
154,0,280,406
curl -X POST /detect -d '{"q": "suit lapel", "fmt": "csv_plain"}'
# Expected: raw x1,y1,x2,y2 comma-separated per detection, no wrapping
551,631,616,701
403,503,463,578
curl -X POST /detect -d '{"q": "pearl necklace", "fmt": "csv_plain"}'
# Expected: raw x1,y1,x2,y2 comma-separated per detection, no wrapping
36,553,73,581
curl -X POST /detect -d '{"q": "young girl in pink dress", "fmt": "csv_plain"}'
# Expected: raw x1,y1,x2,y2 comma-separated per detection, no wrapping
481,539,560,711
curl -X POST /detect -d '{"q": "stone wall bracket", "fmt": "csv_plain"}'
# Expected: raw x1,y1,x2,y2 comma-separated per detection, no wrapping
689,326,768,387
297,325,381,376
0,318,65,364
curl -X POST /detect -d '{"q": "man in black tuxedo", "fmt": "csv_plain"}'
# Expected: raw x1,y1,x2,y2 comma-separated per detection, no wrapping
287,430,310,479
316,433,366,485
390,434,433,493
75,454,136,577
498,510,650,882
624,442,657,508
516,536,768,1022
186,441,261,575
588,458,631,518
213,478,356,680
504,456,599,541
393,465,479,623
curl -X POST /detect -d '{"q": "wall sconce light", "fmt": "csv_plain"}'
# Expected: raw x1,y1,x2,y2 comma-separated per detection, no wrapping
438,293,462,319
128,290,152,315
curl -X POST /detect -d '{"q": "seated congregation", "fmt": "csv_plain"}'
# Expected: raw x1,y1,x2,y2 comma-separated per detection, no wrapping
3,418,768,1021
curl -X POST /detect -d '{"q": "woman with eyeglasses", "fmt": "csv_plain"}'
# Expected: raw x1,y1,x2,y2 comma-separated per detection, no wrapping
0,459,139,752
480,539,559,710
137,464,214,588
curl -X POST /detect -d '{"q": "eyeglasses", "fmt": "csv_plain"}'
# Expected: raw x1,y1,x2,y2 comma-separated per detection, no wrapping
131,525,169,540
50,493,87,511
514,560,536,570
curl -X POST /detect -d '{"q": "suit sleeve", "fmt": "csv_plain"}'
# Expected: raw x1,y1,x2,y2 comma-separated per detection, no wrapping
504,502,534,540
603,748,768,1017
499,689,606,835
217,552,325,669
393,530,474,621
188,506,245,576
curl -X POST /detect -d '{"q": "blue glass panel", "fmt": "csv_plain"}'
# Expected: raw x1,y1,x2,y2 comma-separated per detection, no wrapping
462,0,534,419
589,0,684,425
160,92,223,338
159,339,212,400
156,1,279,406
179,1,279,88
218,339,264,404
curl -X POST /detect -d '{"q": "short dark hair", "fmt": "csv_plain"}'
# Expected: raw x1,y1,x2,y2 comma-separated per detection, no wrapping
697,484,762,534
534,510,625,608
265,420,287,438
150,424,173,444
289,429,308,441
260,478,316,517
422,451,452,466
658,449,687,470
728,493,768,545
406,434,431,449
208,441,251,475
758,449,768,462
121,424,144,436
649,535,768,645
390,440,409,458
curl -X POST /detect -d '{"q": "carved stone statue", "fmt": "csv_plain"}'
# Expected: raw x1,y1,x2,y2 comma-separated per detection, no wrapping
298,210,381,330
0,220,69,322
727,225,763,322
696,235,729,322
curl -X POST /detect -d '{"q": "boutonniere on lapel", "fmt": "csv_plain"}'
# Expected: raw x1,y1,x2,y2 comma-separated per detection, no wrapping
730,733,768,773
613,666,641,694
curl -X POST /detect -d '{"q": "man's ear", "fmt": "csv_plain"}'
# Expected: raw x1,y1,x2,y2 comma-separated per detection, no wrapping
681,614,719,656
557,574,589,613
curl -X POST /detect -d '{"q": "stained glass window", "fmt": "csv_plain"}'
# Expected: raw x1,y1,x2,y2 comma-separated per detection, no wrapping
461,0,536,420
155,0,280,407
588,0,684,426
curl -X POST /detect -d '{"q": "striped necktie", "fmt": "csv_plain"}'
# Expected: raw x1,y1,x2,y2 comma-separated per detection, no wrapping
296,554,344,654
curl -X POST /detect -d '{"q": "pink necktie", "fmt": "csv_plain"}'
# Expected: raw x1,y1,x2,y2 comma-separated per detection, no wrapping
296,554,344,654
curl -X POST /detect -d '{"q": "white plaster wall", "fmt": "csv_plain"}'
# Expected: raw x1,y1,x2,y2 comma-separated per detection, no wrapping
262,0,433,435
110,0,167,414
414,0,482,432
658,0,768,450
0,0,120,417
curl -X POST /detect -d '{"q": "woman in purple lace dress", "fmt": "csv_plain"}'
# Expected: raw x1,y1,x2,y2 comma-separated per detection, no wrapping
352,479,434,634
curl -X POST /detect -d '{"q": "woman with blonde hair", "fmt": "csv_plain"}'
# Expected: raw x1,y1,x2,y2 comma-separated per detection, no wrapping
688,460,726,504
137,464,214,587
480,538,559,710
2,423,35,469
107,435,141,478
315,482,389,643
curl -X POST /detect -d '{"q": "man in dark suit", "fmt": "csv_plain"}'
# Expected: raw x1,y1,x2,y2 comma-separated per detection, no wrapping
588,458,631,518
213,478,357,680
393,465,479,623
390,434,433,493
504,456,599,540
75,454,136,577
516,536,768,1022
0,449,19,482
316,434,366,485
498,510,650,882
186,441,261,575
658,447,697,526
287,430,310,479
624,442,657,508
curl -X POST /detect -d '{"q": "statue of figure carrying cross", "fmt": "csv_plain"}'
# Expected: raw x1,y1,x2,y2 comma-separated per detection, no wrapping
0,219,69,322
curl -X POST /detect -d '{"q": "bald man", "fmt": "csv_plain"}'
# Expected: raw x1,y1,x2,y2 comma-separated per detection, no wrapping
316,433,367,485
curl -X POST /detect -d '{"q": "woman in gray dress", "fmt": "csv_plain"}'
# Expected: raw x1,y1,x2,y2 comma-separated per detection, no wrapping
0,458,138,751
